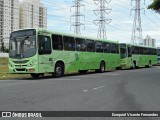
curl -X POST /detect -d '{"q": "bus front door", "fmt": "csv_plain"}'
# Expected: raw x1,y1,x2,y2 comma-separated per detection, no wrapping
38,35,53,73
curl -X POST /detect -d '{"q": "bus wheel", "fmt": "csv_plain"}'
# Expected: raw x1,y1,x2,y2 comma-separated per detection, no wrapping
149,61,152,67
99,62,105,73
54,63,64,77
132,62,136,69
78,70,88,74
30,73,40,78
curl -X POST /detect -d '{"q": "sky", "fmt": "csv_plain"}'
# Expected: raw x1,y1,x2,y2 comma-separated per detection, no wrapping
39,0,160,47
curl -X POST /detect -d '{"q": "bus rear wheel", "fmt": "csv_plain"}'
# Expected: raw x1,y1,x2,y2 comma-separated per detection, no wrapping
100,62,105,72
96,62,105,73
30,73,40,78
53,63,64,77
148,61,152,67
132,62,136,69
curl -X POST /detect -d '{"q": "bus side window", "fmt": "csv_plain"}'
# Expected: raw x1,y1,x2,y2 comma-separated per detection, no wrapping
135,47,139,54
139,47,143,54
76,38,86,52
38,36,51,55
128,46,132,57
146,48,149,55
149,48,152,55
103,42,110,53
116,44,119,54
95,41,103,53
154,49,157,55
86,40,95,52
63,36,75,51
132,46,135,54
144,48,148,55
52,34,63,50
110,43,116,54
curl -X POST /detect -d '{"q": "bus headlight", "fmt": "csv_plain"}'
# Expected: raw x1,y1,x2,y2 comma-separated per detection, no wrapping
28,62,33,67
28,60,36,67
28,68,35,72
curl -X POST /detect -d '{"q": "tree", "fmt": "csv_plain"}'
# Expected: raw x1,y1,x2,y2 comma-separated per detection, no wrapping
148,0,160,12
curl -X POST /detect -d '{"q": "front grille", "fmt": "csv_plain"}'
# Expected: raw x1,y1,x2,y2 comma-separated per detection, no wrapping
15,65,27,67
12,60,29,64
15,65,21,67
16,68,26,72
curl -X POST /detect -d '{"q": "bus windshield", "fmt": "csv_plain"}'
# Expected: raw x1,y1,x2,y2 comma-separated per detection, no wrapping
9,36,36,59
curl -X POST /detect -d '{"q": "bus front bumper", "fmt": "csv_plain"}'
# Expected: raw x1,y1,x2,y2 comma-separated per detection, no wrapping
9,66,38,74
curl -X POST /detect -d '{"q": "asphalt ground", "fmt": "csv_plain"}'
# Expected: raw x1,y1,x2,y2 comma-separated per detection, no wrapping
0,66,160,120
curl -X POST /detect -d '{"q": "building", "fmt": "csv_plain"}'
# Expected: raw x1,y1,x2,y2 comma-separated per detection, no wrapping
0,0,19,49
143,35,156,47
19,0,47,29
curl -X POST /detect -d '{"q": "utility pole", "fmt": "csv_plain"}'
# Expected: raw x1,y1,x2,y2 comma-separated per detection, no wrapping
93,0,112,39
131,0,145,45
70,0,85,35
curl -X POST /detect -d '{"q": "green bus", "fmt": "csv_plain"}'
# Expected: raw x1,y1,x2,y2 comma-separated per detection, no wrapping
120,43,158,69
8,28,121,78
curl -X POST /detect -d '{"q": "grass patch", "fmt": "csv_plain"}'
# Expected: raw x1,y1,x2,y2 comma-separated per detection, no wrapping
0,57,8,73
0,57,8,64
0,73,30,80
0,65,8,72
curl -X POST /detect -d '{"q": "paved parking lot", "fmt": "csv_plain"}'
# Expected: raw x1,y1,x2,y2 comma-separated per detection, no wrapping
0,66,160,120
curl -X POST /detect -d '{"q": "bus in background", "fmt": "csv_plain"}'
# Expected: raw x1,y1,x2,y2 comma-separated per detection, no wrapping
8,28,121,78
157,48,160,65
120,43,157,69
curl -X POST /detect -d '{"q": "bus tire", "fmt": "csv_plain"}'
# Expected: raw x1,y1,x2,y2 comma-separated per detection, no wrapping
30,73,40,78
132,62,136,69
148,60,152,67
99,61,105,73
78,70,88,74
53,63,64,77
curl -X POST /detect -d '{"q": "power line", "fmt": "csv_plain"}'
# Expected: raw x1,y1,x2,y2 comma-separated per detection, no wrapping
48,17,93,25
111,1,130,9
143,14,160,31
148,10,160,21
42,0,70,10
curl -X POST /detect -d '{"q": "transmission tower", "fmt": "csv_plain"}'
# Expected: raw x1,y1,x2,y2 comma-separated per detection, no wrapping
131,0,145,45
93,0,112,39
70,0,85,35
